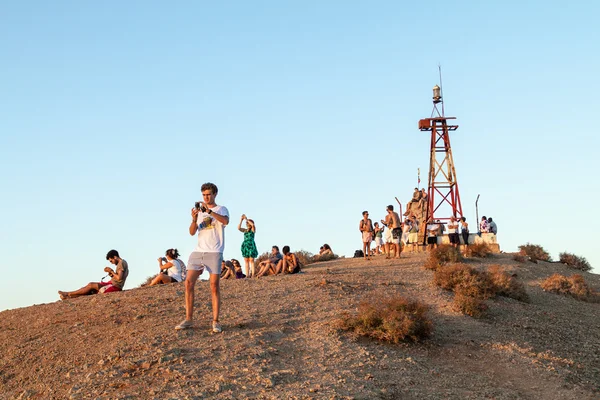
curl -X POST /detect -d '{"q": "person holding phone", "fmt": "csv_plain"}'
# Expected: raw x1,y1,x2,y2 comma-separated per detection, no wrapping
175,183,229,333
148,248,186,286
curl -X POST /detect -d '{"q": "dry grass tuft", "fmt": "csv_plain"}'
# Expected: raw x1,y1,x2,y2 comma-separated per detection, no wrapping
559,252,592,272
466,243,492,258
314,252,339,263
295,250,315,267
488,265,530,302
512,253,527,263
518,243,552,262
139,275,155,288
424,244,463,271
339,296,433,343
453,289,488,317
541,274,598,302
434,263,530,317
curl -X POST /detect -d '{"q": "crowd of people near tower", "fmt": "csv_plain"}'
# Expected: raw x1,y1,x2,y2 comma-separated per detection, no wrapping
359,205,498,259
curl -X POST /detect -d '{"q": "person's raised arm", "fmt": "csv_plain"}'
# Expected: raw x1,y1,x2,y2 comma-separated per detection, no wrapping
158,258,173,271
238,214,246,232
189,208,199,236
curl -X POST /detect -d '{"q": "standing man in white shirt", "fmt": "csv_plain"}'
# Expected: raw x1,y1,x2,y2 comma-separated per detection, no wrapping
176,182,229,333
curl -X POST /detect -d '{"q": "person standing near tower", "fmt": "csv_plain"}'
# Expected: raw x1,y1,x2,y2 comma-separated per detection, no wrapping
176,182,229,333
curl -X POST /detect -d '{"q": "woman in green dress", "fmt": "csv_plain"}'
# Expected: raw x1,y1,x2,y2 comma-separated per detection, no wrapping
238,214,258,277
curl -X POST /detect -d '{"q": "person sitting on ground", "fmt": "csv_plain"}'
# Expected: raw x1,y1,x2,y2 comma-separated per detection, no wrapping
232,259,246,279
488,217,497,235
276,245,302,274
320,244,333,255
221,260,236,279
480,216,489,234
426,219,439,251
256,246,283,277
148,248,186,286
59,250,128,299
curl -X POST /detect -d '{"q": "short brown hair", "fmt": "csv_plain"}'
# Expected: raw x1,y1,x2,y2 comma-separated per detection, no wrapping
201,182,218,195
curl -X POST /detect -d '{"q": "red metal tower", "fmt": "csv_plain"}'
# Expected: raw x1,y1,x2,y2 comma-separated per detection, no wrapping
418,85,463,223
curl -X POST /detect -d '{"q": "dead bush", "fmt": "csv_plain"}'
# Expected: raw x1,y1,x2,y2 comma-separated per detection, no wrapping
453,289,488,318
434,264,499,318
425,244,463,271
339,296,433,343
139,275,155,288
466,243,492,258
314,252,339,263
541,274,597,302
518,243,552,262
559,252,592,272
488,265,530,302
512,253,527,263
295,250,315,267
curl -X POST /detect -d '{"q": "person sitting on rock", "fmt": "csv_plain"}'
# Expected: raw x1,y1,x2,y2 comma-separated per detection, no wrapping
58,249,128,299
148,248,186,286
405,188,422,215
480,216,489,234
488,217,497,235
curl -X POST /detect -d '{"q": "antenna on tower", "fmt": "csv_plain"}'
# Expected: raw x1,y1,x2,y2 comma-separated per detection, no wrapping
438,64,445,117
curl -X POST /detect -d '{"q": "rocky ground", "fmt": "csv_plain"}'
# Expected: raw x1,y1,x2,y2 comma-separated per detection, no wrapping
1,252,599,399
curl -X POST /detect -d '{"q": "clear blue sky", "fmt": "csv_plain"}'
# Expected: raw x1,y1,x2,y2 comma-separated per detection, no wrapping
1,1,598,311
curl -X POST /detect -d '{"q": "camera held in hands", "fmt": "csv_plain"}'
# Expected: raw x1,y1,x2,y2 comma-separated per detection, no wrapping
195,202,207,213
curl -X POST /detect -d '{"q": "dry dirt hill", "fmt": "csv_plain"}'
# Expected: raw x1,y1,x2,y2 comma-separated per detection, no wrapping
1,252,599,399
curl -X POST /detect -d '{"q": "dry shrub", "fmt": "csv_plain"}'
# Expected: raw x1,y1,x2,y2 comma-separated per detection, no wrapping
466,243,492,258
488,265,530,302
139,275,155,288
314,252,339,263
425,244,463,271
433,263,532,318
541,274,597,302
453,290,488,318
559,252,592,272
518,243,552,262
339,296,432,343
295,250,315,267
512,253,527,263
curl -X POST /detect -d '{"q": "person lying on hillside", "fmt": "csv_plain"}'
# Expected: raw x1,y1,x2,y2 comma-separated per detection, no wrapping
275,245,302,275
148,248,186,286
58,249,129,299
256,246,283,277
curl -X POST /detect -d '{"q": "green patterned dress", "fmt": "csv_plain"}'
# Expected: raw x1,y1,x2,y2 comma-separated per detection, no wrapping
241,230,258,258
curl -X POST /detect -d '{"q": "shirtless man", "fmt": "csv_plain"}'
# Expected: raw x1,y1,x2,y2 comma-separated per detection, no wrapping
382,205,402,258
405,188,422,216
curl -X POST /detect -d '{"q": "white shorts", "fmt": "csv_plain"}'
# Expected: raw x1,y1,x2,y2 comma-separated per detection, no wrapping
375,237,384,246
384,229,393,244
187,252,223,275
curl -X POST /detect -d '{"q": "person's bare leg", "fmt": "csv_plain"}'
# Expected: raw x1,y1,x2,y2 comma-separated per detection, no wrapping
243,258,250,277
184,270,202,321
209,273,220,323
149,274,172,286
395,243,401,258
249,258,255,277
59,282,101,299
